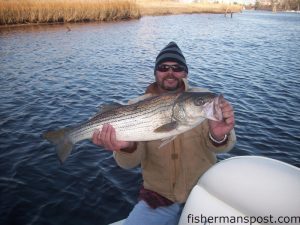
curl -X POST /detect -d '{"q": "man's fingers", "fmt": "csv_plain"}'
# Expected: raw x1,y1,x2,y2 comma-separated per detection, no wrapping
92,129,100,145
221,100,233,112
92,124,124,151
110,126,121,151
220,100,234,123
225,116,235,126
101,124,109,141
101,124,117,151
223,110,234,119
106,125,115,150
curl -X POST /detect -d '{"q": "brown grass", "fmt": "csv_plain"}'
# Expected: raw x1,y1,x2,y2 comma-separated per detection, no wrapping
0,0,141,25
137,0,243,16
0,0,243,26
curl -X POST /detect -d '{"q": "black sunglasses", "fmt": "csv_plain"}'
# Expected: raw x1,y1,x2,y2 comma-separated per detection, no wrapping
156,64,186,73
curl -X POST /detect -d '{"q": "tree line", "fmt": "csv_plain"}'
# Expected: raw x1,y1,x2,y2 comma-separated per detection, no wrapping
254,0,300,11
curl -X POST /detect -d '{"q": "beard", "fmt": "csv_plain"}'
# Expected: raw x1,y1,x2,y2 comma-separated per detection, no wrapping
159,76,182,91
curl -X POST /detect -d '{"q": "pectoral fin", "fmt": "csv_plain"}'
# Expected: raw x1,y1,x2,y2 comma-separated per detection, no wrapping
154,121,178,133
159,135,177,148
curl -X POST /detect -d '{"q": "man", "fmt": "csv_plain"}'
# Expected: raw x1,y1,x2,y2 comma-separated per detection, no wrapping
93,42,236,225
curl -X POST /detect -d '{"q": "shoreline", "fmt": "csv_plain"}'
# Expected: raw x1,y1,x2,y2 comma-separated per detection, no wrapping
138,0,242,16
0,0,243,28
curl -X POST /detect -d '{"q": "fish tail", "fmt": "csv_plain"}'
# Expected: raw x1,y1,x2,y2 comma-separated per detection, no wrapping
43,128,73,163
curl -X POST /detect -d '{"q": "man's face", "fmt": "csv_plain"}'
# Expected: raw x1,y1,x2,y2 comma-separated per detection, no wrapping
155,61,187,92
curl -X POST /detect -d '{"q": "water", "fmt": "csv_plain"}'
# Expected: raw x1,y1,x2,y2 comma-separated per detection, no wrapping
0,10,299,225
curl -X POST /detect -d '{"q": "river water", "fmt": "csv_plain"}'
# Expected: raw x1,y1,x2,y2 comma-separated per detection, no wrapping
0,10,299,225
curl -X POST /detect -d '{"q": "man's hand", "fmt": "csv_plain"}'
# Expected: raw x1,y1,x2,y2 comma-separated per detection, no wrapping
92,124,133,151
208,98,235,141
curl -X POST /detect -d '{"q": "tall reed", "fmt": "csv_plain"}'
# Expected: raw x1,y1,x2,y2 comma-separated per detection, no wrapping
0,0,141,25
137,0,243,16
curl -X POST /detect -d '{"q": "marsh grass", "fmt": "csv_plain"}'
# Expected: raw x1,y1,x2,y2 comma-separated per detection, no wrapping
0,0,141,25
137,0,243,16
0,0,242,26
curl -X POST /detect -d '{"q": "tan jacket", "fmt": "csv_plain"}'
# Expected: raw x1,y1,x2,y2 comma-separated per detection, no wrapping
114,82,236,203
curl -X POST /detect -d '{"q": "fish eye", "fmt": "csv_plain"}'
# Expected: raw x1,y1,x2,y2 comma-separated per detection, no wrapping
194,98,205,106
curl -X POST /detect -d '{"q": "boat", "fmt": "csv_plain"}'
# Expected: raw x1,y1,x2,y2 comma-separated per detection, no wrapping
109,156,300,225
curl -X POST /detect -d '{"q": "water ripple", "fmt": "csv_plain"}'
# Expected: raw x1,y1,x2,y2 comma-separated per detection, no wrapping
0,11,299,225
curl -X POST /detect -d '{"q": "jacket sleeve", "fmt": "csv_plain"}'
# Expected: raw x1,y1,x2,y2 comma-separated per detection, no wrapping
207,129,236,153
113,142,145,169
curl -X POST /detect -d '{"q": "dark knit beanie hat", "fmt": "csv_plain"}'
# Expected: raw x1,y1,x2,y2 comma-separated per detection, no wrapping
155,41,188,73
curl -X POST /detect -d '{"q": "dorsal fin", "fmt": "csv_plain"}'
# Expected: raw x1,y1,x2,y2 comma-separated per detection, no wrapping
182,78,210,92
89,103,122,120
128,93,153,104
99,103,122,113
187,87,210,92
183,78,189,91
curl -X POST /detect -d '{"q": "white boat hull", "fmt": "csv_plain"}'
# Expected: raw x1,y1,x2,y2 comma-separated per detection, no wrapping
110,156,300,225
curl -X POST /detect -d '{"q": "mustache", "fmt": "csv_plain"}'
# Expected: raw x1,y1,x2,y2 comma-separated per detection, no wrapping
162,76,180,82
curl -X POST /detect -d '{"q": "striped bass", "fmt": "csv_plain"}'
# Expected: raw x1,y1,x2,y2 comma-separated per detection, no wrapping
43,92,223,163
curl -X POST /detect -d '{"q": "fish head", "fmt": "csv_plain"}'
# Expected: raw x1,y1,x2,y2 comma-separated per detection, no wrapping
177,92,223,123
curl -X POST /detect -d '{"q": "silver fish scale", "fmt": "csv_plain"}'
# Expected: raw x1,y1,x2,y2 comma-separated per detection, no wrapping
69,95,177,143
